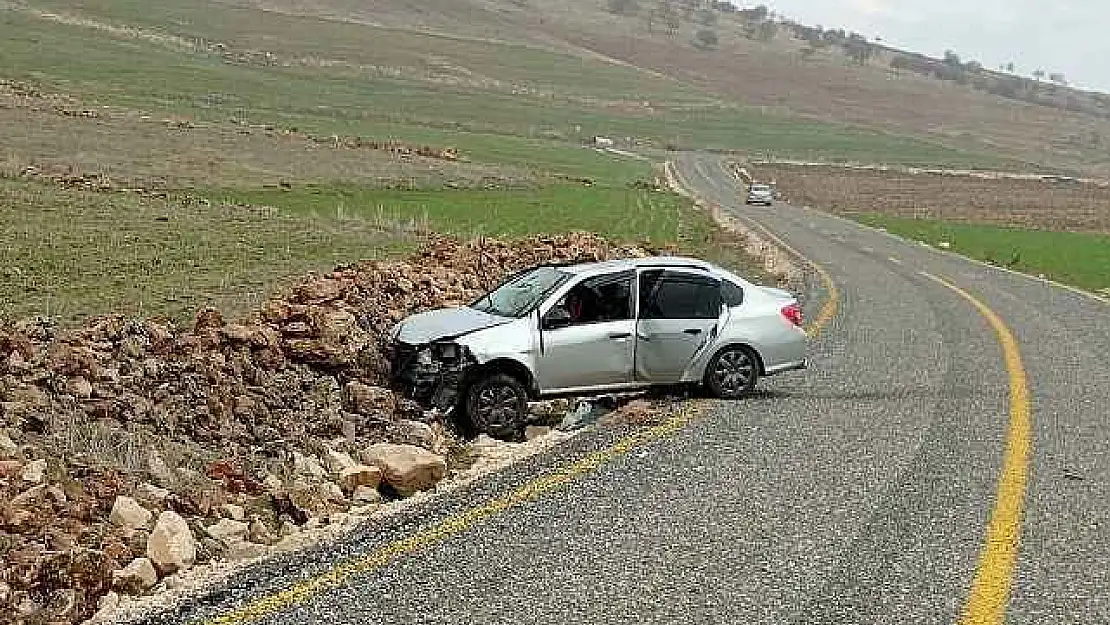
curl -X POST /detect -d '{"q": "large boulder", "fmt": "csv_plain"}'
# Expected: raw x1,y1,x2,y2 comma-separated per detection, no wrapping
205,518,250,543
20,458,47,485
323,449,357,475
344,381,396,416
146,511,196,575
112,557,158,594
109,496,153,535
360,443,446,496
337,464,382,493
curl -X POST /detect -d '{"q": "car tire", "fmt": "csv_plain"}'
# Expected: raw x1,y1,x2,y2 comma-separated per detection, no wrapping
704,345,760,399
464,373,529,440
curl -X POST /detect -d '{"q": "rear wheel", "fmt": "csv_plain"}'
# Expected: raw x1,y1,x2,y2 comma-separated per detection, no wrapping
464,373,528,440
705,346,759,399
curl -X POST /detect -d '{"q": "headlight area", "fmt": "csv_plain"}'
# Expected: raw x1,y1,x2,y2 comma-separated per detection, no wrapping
390,340,475,413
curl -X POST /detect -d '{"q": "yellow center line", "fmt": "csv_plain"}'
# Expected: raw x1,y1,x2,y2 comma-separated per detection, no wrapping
920,272,1033,625
203,405,705,625
203,164,840,625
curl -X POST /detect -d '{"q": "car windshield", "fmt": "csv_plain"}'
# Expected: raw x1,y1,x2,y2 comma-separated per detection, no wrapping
752,185,770,191
469,266,572,318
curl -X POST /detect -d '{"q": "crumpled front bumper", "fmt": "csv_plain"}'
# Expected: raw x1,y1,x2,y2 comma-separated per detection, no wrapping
389,341,475,411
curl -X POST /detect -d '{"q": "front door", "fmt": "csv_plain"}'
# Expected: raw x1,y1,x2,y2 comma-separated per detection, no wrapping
537,270,636,392
635,269,722,383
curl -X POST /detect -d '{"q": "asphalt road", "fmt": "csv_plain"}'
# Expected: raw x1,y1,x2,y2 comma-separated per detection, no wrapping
143,154,1108,625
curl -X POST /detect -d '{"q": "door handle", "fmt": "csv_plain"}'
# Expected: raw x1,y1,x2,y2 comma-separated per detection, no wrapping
684,328,703,335
608,332,632,340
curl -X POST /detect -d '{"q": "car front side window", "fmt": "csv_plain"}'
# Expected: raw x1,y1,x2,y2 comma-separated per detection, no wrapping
544,270,634,328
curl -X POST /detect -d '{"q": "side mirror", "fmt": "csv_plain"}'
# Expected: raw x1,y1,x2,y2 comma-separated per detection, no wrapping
542,305,573,330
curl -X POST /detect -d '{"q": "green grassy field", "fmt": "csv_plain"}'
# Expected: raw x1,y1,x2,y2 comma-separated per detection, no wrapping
0,179,415,323
212,184,687,242
855,214,1110,293
0,177,765,324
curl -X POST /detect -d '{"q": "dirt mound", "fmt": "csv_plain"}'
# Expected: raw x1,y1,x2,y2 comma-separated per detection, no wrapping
0,232,655,624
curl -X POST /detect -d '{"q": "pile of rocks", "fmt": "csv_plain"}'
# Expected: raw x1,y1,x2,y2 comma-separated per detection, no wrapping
0,232,654,623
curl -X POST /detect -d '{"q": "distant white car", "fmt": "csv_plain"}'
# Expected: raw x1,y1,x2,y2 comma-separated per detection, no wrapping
389,257,808,438
746,183,774,206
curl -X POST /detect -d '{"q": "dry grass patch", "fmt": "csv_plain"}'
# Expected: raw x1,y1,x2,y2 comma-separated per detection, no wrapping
0,82,534,191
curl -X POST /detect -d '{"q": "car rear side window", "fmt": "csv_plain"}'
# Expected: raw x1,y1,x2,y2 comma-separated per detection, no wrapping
639,270,722,320
722,279,745,307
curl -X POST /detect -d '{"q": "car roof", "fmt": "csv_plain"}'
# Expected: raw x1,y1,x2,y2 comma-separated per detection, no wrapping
532,256,763,293
556,256,716,276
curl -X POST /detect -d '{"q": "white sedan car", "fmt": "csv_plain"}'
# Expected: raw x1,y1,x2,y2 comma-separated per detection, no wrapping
389,257,808,438
746,183,774,206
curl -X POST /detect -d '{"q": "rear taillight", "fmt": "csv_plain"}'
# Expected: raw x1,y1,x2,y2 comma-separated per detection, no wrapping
781,304,803,327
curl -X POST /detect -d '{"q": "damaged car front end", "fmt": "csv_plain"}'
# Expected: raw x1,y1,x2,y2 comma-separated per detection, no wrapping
387,265,571,435
389,338,477,414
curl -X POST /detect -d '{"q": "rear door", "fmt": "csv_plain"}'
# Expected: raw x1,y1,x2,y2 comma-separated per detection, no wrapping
635,268,723,383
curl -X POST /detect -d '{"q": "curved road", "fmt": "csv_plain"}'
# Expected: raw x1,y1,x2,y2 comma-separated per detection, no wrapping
144,154,1108,625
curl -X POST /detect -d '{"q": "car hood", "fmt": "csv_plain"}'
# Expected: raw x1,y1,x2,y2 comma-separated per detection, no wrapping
394,306,513,345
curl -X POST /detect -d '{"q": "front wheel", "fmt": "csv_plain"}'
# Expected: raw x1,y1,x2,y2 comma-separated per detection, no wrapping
705,346,760,399
464,373,528,440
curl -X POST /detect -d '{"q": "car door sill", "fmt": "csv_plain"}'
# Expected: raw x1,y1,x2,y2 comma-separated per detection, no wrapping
539,382,652,397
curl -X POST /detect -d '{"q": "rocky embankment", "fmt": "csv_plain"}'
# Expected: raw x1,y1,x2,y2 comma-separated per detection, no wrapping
0,233,660,624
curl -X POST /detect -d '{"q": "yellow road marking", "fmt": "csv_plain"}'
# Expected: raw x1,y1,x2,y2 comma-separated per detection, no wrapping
205,164,840,625
920,272,1033,625
203,403,705,625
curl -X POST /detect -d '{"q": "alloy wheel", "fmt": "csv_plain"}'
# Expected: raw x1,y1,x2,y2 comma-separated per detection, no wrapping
712,349,755,398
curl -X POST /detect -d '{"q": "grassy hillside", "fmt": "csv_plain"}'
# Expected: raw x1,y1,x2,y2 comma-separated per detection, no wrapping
0,2,1011,173
213,0,1110,176
2,177,730,323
